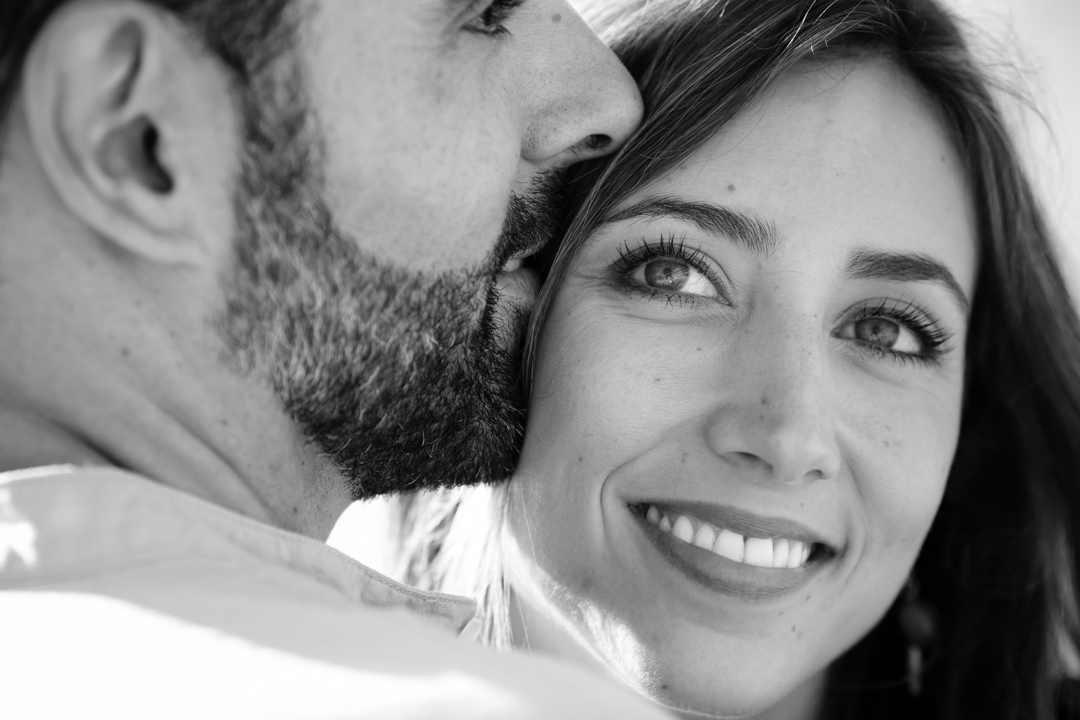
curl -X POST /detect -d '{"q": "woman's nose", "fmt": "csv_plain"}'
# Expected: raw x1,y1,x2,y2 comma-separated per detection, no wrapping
518,3,643,166
704,328,842,485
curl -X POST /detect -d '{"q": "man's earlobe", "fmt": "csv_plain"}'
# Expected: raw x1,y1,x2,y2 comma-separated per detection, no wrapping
23,1,237,266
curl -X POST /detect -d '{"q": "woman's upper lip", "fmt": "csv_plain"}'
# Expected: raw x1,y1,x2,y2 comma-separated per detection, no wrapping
635,499,839,551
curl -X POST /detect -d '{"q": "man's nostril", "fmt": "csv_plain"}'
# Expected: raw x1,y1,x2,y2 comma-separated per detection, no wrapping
582,134,612,153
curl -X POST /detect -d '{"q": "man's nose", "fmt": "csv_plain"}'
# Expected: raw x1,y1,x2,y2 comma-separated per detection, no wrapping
704,321,842,486
518,3,643,166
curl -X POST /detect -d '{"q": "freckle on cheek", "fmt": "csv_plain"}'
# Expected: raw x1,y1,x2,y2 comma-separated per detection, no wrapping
551,12,562,23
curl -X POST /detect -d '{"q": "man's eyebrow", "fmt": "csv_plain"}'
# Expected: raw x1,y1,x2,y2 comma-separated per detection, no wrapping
846,249,970,315
604,197,780,258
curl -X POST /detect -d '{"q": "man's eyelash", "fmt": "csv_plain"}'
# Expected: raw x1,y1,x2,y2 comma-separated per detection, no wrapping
468,0,524,37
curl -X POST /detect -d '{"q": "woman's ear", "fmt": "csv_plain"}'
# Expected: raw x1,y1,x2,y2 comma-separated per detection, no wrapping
21,0,238,266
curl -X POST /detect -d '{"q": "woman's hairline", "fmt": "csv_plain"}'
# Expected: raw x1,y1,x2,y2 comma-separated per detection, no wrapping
520,48,963,393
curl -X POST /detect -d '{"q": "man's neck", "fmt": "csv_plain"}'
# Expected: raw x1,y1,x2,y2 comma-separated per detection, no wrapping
0,118,352,541
0,409,114,473
0,382,351,540
0,244,351,541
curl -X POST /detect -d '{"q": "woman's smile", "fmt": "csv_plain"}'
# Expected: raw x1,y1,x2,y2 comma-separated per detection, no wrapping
630,500,835,597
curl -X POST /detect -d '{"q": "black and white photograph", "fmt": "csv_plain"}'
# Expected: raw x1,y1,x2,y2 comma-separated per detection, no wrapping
1,0,1078,718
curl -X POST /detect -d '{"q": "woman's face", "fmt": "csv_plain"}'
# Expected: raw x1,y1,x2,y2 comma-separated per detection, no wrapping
506,60,977,717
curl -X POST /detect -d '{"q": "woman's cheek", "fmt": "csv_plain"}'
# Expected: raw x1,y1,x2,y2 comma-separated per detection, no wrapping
532,312,683,454
846,390,959,551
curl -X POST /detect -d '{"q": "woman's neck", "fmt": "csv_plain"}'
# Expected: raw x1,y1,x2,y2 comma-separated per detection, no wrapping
507,583,826,720
747,674,826,720
507,585,614,675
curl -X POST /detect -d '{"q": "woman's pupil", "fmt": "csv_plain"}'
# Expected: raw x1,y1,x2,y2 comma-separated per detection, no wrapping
645,260,689,290
856,318,899,347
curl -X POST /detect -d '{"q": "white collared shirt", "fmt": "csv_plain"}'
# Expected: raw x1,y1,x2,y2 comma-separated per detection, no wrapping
0,466,669,720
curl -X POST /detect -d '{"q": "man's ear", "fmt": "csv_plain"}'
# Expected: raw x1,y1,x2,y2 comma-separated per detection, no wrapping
22,0,238,266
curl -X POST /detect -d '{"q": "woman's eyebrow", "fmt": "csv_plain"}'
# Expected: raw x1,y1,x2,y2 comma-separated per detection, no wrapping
603,198,971,315
604,196,780,258
846,249,970,315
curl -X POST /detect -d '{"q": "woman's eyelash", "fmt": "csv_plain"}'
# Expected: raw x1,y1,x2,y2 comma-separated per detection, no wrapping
847,298,953,366
609,241,953,366
611,234,723,301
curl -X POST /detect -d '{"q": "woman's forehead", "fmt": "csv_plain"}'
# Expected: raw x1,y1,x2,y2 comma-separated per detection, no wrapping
605,58,978,296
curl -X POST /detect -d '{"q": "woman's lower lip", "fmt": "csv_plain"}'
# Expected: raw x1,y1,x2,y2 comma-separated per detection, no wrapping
631,507,823,600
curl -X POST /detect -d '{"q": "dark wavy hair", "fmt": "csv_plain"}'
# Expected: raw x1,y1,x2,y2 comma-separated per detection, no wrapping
0,0,291,157
395,0,1080,718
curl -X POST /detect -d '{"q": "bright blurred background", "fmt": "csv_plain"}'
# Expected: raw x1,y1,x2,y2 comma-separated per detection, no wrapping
942,0,1080,289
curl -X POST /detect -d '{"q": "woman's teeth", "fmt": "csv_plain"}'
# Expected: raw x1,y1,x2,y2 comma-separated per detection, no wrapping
644,505,813,569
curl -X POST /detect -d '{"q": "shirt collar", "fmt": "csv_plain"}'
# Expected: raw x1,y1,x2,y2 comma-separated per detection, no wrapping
0,466,477,634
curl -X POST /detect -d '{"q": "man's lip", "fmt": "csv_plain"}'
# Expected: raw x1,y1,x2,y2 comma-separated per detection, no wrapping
629,499,838,552
500,244,545,273
494,266,540,308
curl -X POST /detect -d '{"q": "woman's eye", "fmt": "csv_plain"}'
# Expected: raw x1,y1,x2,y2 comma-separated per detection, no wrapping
840,317,923,354
632,259,718,298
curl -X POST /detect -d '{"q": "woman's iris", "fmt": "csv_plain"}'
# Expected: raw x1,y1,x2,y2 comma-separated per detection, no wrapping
636,259,717,298
644,260,690,290
852,317,921,354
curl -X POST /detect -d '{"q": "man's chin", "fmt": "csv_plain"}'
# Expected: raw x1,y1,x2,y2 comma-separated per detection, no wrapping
220,64,540,500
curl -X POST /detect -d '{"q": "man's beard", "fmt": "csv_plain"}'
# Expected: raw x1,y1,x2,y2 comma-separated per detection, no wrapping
218,79,565,500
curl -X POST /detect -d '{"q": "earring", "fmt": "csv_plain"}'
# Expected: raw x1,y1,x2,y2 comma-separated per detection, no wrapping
898,576,938,696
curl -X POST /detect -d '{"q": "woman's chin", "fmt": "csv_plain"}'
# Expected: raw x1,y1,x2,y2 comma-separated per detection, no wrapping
614,653,824,720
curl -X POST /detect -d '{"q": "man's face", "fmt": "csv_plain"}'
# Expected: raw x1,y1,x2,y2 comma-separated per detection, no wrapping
305,0,641,275
219,0,642,498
